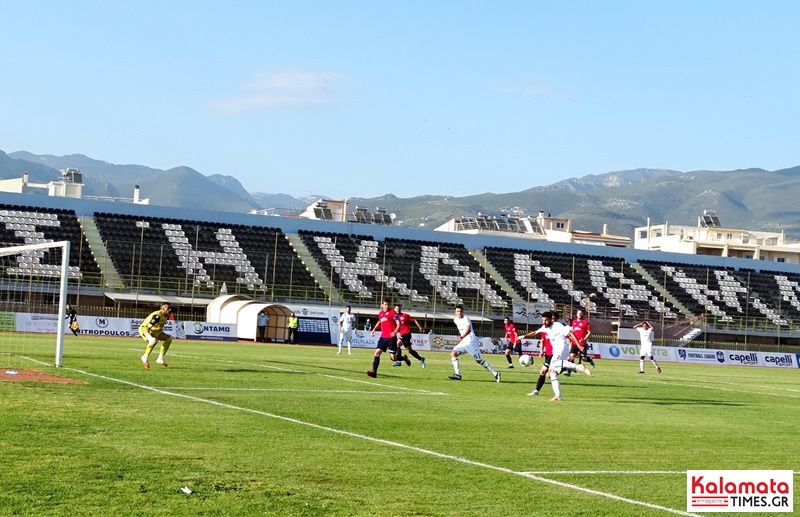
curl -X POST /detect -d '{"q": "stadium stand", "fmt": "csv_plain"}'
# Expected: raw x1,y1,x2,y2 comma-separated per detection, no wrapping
0,204,100,284
94,213,325,298
298,232,508,309
485,248,678,319
3,192,800,347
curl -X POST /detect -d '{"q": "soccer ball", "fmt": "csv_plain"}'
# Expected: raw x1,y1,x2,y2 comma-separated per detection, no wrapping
519,354,533,367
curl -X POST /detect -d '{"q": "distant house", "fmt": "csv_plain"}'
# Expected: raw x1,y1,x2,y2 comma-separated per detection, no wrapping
0,169,149,204
635,210,800,263
435,211,631,247
252,198,395,225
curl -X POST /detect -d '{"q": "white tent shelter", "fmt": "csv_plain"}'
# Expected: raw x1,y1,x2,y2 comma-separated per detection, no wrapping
206,295,292,342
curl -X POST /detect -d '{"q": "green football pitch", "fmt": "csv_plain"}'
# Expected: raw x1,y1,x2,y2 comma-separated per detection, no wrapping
1,336,797,516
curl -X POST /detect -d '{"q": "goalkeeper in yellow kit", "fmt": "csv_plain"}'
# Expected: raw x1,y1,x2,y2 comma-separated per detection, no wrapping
139,302,173,369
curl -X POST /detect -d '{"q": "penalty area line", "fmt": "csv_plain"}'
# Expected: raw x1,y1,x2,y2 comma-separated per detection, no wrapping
22,356,698,517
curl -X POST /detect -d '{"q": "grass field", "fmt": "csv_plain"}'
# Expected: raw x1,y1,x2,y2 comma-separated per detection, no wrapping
1,335,798,516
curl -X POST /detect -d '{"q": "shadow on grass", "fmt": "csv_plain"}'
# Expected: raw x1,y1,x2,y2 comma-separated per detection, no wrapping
614,398,747,407
222,369,275,373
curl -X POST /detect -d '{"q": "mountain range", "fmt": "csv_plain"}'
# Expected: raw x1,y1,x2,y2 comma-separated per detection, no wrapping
2,149,800,239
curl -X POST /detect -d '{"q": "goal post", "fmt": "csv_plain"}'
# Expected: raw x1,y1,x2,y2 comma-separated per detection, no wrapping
0,240,71,367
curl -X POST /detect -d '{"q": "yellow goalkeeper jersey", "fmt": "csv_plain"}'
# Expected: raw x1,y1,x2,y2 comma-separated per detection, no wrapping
139,310,168,333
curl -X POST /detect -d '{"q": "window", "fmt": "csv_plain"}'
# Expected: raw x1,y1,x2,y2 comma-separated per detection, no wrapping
655,231,662,237
726,233,733,239
639,230,647,239
777,257,786,263
716,233,722,239
556,222,565,229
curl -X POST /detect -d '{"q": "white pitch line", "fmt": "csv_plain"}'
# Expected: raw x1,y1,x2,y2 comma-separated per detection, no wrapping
169,352,448,395
160,387,442,395
523,470,684,475
22,356,698,517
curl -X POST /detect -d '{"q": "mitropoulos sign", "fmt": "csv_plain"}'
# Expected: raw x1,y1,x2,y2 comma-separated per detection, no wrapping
687,470,793,513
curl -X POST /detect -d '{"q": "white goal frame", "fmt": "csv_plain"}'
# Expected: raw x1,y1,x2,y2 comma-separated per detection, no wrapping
0,240,71,367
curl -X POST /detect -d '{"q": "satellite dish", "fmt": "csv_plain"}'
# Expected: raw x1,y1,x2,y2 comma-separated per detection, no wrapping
390,213,396,220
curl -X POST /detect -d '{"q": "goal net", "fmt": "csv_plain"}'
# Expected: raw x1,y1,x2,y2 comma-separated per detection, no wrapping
0,240,71,368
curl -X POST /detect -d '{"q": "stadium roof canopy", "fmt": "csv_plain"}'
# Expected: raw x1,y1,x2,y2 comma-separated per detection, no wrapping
104,292,214,306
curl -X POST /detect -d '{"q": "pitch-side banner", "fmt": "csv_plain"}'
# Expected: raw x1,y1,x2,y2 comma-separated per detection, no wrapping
511,302,553,325
429,335,511,353
15,313,178,338
15,313,60,334
597,343,798,368
183,322,237,341
348,332,432,351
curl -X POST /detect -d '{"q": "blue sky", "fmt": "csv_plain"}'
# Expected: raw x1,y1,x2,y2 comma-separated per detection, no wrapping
1,1,798,199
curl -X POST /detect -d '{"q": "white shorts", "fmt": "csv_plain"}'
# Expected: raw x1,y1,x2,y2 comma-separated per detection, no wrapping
453,337,482,361
639,344,653,357
339,329,353,345
549,359,569,374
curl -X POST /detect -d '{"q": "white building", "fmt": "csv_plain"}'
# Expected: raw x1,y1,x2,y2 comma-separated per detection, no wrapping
435,211,631,247
0,169,149,204
635,210,800,263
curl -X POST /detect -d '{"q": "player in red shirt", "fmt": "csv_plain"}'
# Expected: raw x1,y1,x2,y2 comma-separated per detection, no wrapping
568,309,596,368
366,299,401,378
392,304,426,368
502,317,523,368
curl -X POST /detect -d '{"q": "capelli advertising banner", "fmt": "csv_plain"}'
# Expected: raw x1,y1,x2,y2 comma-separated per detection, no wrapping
598,343,798,369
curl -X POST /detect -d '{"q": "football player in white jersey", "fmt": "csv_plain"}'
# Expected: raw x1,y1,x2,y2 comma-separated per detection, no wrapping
525,311,591,401
633,321,662,374
448,305,501,382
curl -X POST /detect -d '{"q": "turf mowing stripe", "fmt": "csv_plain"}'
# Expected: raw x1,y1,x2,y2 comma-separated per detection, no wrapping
23,357,699,517
683,378,800,393
638,378,800,399
169,352,448,395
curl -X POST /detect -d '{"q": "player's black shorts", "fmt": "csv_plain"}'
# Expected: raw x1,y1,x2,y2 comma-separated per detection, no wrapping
504,341,522,354
377,336,398,354
541,354,553,370
399,333,412,347
569,344,582,355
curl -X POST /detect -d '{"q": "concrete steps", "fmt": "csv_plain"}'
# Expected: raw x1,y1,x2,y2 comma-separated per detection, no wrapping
77,215,126,289
469,249,525,303
285,234,343,304
629,262,692,318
